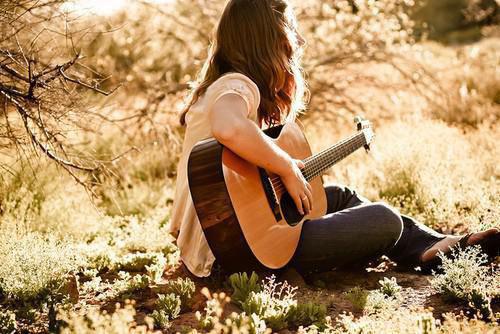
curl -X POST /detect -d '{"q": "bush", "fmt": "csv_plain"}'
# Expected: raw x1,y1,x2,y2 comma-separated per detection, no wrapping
378,277,402,298
151,293,181,329
108,272,150,301
365,120,497,230
241,276,298,330
196,288,269,334
0,231,80,301
229,274,327,331
164,277,195,308
344,287,369,312
287,302,327,328
364,290,402,315
89,272,151,303
58,301,155,333
145,254,168,284
430,246,499,319
344,278,403,315
336,308,437,334
0,309,17,333
229,272,261,307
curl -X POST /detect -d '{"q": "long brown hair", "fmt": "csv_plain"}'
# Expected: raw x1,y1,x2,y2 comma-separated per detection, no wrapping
180,0,307,127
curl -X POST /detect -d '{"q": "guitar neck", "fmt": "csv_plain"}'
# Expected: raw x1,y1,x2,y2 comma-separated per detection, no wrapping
302,132,366,182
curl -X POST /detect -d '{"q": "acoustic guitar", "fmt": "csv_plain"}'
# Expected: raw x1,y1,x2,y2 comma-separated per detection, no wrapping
187,117,374,272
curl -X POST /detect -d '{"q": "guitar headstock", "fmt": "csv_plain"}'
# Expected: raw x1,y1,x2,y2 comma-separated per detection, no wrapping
354,116,374,151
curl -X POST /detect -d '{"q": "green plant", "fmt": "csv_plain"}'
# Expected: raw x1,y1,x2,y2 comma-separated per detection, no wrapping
196,288,269,334
334,308,437,334
114,272,150,299
378,277,402,298
58,301,155,333
241,276,297,330
228,272,261,307
145,254,167,284
0,309,17,333
288,302,327,328
151,293,181,329
196,289,228,331
344,282,402,316
0,231,80,301
364,290,401,315
344,287,369,312
94,272,150,302
115,252,162,272
430,246,499,320
164,277,195,308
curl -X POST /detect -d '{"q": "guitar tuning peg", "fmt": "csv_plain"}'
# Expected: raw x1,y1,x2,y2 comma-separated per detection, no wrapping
353,116,362,124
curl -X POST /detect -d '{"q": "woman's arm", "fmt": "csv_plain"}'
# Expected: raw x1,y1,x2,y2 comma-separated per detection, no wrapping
209,93,313,215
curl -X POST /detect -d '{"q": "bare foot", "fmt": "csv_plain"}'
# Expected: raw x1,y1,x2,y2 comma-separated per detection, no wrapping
421,228,499,262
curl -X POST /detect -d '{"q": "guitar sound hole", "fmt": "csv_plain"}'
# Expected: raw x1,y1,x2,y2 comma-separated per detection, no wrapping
280,192,304,226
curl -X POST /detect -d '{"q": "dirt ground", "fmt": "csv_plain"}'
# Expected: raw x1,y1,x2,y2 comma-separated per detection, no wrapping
146,260,499,333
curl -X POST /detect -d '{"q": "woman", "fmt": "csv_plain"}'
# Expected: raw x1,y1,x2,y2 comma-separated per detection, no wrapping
170,0,499,277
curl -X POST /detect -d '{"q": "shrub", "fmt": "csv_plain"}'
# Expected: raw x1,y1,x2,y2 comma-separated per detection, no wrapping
344,287,369,312
163,277,195,308
196,288,269,334
0,231,80,301
344,279,403,316
0,309,17,333
110,272,150,300
115,252,163,272
335,308,437,334
287,302,327,328
241,276,298,330
430,246,499,320
107,212,179,256
58,301,155,333
364,290,402,315
378,277,402,298
151,293,181,329
92,272,150,302
439,312,499,334
228,272,261,307
145,254,168,284
196,289,228,331
85,250,116,273
364,120,497,230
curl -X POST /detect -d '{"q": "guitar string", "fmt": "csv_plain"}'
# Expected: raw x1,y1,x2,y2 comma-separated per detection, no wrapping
268,132,362,185
302,134,363,180
270,134,365,190
270,134,364,190
303,136,362,182
269,135,366,194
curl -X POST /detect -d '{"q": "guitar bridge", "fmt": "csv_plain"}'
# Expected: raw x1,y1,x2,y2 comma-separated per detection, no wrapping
258,168,282,222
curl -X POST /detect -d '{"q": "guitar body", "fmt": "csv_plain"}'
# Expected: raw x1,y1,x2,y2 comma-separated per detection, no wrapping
188,122,327,273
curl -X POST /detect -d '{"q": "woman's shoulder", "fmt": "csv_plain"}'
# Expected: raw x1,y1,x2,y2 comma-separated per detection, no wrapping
206,72,261,109
211,72,258,89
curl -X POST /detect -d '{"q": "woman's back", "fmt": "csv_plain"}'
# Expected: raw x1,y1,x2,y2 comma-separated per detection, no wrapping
170,72,260,277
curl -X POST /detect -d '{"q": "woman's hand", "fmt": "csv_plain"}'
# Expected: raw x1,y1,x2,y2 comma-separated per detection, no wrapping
280,159,313,215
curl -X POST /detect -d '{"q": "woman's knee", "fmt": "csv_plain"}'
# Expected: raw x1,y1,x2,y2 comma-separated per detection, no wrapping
370,202,403,243
324,184,368,212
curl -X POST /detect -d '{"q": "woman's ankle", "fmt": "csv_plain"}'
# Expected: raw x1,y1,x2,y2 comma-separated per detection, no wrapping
420,235,460,262
420,228,499,263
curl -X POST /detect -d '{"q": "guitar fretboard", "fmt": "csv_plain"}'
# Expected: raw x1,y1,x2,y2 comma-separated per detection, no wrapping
302,132,366,181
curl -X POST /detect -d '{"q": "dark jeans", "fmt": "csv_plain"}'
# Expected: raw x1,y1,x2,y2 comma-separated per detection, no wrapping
289,184,446,273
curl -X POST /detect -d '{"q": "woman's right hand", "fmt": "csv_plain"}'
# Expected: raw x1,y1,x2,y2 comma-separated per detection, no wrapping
280,159,313,215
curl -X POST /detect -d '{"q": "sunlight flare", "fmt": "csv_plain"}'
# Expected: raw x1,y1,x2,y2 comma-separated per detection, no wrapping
63,0,175,16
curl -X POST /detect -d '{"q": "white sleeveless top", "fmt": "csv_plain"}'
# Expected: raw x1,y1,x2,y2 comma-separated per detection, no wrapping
169,72,261,277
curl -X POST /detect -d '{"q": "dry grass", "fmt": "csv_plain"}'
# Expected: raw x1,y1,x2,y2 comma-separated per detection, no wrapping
0,12,498,334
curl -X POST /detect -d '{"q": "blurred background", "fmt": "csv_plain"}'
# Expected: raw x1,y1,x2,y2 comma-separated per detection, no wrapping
0,0,498,332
